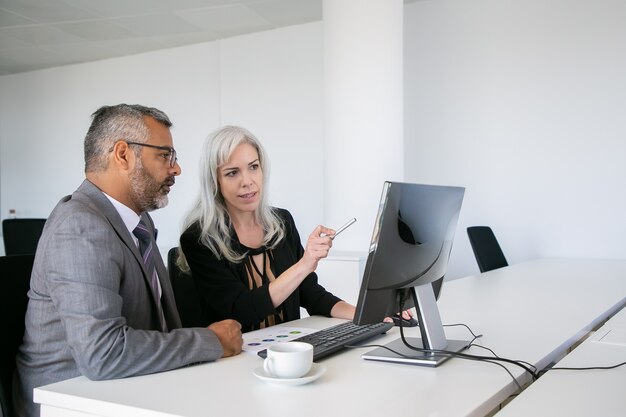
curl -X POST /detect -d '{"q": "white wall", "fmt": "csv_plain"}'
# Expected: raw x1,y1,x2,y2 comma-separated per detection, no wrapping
404,0,626,278
219,23,324,237
2,1,626,281
0,41,222,258
0,23,323,260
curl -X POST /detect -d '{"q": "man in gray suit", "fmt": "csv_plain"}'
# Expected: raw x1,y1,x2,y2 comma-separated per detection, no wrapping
13,104,243,417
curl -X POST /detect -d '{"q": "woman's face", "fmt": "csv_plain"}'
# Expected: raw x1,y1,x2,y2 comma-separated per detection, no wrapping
217,142,263,217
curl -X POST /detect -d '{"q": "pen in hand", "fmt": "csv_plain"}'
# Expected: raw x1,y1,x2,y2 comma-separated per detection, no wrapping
330,218,356,240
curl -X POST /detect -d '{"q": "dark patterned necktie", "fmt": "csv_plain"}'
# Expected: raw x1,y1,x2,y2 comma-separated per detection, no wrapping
133,219,168,331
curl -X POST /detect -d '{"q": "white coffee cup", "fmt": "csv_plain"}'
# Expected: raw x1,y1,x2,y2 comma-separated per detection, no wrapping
263,342,313,379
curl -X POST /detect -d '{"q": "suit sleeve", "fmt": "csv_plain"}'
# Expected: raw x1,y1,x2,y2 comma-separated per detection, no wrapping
180,225,277,328
43,210,223,380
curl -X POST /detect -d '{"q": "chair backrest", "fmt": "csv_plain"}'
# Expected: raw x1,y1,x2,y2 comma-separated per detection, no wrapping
467,226,508,273
0,254,35,417
167,248,207,328
2,219,47,256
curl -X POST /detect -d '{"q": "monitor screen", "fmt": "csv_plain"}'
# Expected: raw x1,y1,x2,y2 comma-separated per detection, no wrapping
353,181,467,367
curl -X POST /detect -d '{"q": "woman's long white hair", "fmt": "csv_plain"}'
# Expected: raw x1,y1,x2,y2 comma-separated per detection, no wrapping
178,126,284,270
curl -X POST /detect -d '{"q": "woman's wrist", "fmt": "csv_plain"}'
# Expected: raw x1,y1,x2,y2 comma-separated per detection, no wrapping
294,257,314,278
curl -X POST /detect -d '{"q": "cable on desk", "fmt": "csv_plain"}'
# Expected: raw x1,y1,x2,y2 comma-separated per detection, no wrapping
443,322,482,340
413,319,538,375
538,360,626,377
468,343,538,375
478,359,523,392
395,299,539,384
412,321,526,370
345,342,524,392
397,325,539,380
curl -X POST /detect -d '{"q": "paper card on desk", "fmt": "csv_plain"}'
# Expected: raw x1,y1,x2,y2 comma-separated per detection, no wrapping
243,327,315,354
592,328,626,346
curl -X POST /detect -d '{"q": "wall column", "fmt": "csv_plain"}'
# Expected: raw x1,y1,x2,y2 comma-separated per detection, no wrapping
323,0,404,252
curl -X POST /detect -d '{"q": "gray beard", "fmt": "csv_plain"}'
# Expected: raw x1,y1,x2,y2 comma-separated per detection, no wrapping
129,161,168,212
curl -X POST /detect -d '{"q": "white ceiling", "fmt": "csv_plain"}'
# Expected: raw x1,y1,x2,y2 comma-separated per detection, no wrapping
0,0,420,76
0,0,327,76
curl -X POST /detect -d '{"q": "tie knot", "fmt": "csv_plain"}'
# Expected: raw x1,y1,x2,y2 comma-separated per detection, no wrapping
133,220,152,243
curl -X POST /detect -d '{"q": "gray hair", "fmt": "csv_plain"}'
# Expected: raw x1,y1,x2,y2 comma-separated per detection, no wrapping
84,104,172,172
179,126,284,269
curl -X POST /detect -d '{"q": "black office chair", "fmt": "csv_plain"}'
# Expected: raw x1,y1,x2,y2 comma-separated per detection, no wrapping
2,219,47,256
0,254,35,417
467,226,508,273
167,247,207,328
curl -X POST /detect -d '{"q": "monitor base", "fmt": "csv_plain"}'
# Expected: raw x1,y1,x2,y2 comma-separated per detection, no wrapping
361,337,469,367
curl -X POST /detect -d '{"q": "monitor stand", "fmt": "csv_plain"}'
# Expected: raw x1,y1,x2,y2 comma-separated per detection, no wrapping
362,284,469,367
362,337,469,367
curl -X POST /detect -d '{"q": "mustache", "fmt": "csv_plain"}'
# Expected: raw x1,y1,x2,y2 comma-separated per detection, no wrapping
163,177,175,187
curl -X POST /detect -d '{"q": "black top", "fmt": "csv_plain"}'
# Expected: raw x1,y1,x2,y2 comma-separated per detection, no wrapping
180,208,342,332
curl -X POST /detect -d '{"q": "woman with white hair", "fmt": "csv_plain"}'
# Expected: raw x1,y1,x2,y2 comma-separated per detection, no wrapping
179,126,355,332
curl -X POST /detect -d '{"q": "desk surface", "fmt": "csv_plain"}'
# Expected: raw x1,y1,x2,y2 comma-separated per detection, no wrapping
605,303,626,329
34,259,626,417
497,308,626,416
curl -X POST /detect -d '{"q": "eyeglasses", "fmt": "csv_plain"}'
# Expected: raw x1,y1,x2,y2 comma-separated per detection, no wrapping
125,141,178,167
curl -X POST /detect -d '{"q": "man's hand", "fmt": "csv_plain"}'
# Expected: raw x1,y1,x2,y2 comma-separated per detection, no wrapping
208,319,243,357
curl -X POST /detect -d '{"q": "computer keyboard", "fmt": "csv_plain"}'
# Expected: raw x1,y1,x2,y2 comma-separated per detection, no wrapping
257,321,394,361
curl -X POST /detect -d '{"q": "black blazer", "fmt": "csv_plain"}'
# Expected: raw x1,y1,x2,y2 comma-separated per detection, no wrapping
180,208,341,332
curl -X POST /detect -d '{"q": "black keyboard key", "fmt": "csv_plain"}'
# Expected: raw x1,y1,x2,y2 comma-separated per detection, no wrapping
257,321,393,361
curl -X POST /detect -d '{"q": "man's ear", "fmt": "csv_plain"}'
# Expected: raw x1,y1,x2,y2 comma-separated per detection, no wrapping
111,140,135,171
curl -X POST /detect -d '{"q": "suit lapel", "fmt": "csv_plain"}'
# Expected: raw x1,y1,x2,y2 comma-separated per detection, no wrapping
77,180,146,267
76,180,179,330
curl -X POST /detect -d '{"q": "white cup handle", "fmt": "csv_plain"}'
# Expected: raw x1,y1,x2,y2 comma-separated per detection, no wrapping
263,357,275,376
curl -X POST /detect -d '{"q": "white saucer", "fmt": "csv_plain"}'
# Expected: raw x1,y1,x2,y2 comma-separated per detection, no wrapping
253,363,326,386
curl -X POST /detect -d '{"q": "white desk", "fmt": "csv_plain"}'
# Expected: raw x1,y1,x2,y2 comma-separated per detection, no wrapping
34,259,626,417
496,308,626,416
604,303,626,329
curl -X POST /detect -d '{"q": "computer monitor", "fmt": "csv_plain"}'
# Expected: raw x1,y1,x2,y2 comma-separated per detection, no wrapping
353,181,468,367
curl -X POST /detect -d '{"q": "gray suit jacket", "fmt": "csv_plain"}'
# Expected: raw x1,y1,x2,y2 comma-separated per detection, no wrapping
14,180,223,417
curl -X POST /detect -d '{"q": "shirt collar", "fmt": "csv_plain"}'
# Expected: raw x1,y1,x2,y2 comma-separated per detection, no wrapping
102,192,141,238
